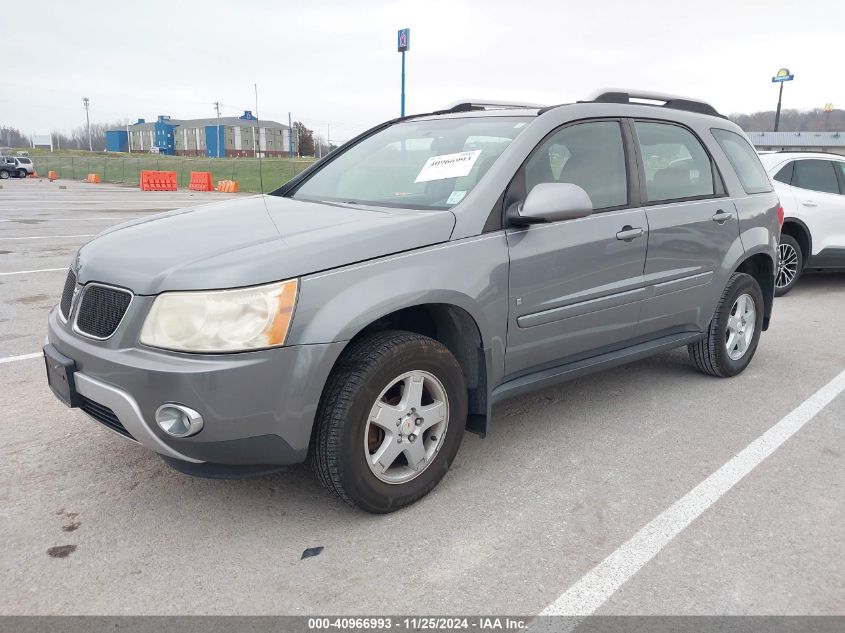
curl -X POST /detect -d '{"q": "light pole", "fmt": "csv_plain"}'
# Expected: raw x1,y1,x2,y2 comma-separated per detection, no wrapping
214,101,222,158
82,97,92,151
771,68,794,132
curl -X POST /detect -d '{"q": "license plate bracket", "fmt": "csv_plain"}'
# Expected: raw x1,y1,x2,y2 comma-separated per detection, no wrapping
43,344,80,408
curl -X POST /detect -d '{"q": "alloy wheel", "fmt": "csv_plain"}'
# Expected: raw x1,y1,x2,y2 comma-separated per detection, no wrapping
776,242,799,290
364,370,449,484
725,293,756,361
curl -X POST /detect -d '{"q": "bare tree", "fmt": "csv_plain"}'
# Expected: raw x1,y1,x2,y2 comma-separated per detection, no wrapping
293,121,315,157
0,126,31,148
730,108,845,132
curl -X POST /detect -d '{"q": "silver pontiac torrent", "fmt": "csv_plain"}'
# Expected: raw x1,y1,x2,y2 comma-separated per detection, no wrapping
45,91,782,512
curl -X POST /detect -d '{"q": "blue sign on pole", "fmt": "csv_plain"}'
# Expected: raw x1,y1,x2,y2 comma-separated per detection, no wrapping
772,68,794,82
398,28,410,117
398,28,410,52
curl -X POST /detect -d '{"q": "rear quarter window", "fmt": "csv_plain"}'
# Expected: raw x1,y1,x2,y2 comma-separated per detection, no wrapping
711,128,773,194
773,161,794,184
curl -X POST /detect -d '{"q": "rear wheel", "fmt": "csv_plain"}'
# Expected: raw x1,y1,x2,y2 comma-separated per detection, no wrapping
688,272,764,377
0,170,9,180
775,234,802,296
311,330,467,513
17,169,27,178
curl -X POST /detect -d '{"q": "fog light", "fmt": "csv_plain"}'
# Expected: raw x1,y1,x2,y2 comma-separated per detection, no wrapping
155,404,203,438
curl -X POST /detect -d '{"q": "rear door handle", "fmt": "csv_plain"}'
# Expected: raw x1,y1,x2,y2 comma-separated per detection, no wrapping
711,209,734,224
616,226,644,242
801,200,817,207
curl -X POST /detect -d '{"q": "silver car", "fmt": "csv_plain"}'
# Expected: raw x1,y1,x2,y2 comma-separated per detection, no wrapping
45,91,781,512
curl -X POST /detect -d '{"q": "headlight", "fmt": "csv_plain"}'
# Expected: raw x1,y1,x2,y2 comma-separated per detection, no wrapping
139,279,298,352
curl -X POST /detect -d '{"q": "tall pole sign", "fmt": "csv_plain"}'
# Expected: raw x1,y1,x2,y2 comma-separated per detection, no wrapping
771,68,794,132
398,28,410,117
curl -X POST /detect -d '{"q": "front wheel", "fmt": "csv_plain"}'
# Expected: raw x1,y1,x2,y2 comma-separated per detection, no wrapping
311,330,467,513
0,170,9,180
688,272,764,377
775,234,802,296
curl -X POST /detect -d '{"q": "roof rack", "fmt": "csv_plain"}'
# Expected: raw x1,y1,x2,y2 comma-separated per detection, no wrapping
584,89,725,118
435,99,545,114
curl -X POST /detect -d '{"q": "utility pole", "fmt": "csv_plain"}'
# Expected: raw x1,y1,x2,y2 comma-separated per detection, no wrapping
327,123,330,156
82,97,92,151
253,83,259,157
214,101,222,158
288,112,294,158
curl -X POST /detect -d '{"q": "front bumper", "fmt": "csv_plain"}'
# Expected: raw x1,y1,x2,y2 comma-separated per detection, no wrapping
47,306,346,466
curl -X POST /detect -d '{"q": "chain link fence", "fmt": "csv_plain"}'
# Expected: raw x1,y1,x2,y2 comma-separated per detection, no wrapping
29,155,315,193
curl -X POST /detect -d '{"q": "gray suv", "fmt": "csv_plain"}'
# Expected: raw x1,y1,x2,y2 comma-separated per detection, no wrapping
45,91,781,512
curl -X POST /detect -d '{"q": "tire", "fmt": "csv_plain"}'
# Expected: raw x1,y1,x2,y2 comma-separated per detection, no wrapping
17,169,27,179
311,330,467,513
688,272,764,378
775,234,803,297
0,170,9,180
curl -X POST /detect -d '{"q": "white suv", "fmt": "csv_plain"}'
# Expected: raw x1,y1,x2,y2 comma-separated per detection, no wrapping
759,152,845,295
13,156,34,177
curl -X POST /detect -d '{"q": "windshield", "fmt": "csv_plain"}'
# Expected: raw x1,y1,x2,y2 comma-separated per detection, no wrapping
290,116,531,210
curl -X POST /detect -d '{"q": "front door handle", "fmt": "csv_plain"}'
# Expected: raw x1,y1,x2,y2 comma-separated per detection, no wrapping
616,226,644,242
801,200,818,207
711,209,734,224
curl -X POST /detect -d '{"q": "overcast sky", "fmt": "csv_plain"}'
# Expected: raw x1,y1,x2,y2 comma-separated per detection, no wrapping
2,0,842,142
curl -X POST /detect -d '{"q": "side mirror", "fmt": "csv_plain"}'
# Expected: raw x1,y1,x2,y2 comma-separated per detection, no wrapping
508,183,594,226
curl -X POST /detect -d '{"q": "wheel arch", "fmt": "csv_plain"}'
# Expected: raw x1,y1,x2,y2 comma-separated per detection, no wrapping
333,302,492,438
780,218,812,263
733,251,776,330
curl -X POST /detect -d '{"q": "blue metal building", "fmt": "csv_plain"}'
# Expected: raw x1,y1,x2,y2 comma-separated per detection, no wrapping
105,130,128,152
153,116,177,155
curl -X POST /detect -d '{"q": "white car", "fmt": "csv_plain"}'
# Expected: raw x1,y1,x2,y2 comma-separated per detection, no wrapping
14,156,34,177
758,151,845,295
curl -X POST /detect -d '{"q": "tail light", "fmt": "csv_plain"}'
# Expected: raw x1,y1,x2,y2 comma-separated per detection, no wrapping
777,206,784,226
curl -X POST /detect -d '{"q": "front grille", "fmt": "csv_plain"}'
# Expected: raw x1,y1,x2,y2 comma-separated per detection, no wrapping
79,396,134,439
59,269,77,319
75,285,132,339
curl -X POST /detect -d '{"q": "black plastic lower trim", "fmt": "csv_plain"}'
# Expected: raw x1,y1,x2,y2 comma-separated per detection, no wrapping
806,248,845,270
492,331,705,404
160,455,288,480
162,433,306,466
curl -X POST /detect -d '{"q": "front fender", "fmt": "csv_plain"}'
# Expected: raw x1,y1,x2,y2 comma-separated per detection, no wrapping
287,233,510,387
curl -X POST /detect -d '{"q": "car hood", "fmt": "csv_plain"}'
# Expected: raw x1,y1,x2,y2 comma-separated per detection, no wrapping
75,195,456,294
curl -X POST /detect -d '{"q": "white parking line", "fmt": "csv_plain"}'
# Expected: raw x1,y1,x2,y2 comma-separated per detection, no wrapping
540,367,845,618
0,352,42,364
0,217,130,222
0,268,66,276
0,234,96,240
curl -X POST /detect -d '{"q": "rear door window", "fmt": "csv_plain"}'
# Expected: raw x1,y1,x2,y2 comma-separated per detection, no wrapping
711,129,772,194
793,160,839,194
634,121,715,202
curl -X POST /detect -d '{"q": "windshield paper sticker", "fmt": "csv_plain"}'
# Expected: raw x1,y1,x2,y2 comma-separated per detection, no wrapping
415,150,482,183
446,190,467,205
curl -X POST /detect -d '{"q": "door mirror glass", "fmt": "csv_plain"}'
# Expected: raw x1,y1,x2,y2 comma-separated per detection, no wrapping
509,182,593,225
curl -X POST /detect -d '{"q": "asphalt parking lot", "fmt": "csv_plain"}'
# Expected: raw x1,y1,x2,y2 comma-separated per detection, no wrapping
1,178,844,616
